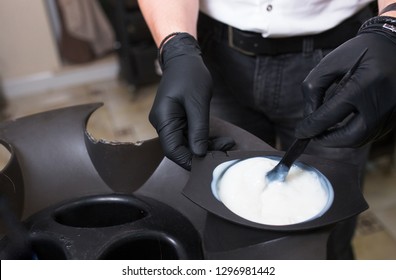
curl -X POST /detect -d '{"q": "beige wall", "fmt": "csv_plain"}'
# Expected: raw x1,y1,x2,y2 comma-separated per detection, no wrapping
0,0,61,80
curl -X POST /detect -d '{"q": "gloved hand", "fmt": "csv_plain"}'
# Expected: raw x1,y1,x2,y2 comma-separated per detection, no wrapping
295,16,396,148
149,33,234,170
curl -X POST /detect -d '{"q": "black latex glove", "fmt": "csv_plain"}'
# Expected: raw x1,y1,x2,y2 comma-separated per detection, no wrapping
295,16,396,147
149,33,234,170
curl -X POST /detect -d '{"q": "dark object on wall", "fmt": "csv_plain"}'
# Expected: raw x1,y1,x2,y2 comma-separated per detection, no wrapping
56,0,116,64
58,15,95,64
112,0,160,88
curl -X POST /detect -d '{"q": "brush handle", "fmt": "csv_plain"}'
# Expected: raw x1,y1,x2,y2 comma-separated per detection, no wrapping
266,49,367,183
279,138,310,168
279,49,367,168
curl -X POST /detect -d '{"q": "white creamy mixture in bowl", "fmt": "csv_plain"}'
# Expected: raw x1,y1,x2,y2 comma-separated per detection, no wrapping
211,157,334,226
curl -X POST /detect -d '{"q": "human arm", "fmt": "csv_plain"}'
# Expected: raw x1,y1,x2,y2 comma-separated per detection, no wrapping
137,1,234,170
295,0,396,147
137,0,199,46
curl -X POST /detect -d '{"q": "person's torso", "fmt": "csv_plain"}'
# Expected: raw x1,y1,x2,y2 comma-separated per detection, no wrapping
199,0,373,37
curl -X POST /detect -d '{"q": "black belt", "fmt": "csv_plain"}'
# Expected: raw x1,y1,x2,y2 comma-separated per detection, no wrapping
198,6,372,55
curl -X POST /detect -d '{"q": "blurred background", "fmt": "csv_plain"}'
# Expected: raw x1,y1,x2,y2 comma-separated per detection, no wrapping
0,0,395,260
0,0,160,143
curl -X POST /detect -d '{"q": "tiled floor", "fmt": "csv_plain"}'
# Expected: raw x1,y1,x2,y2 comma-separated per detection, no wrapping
1,65,395,260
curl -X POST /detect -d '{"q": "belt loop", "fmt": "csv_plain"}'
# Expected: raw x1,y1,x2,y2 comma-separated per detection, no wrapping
302,37,314,56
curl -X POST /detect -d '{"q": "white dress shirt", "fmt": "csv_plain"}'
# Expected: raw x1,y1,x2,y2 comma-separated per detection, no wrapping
199,0,373,37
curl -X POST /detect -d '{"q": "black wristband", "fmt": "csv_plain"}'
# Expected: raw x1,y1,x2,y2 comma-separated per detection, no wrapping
379,3,396,15
158,32,181,53
359,16,396,34
157,32,200,68
157,32,181,65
